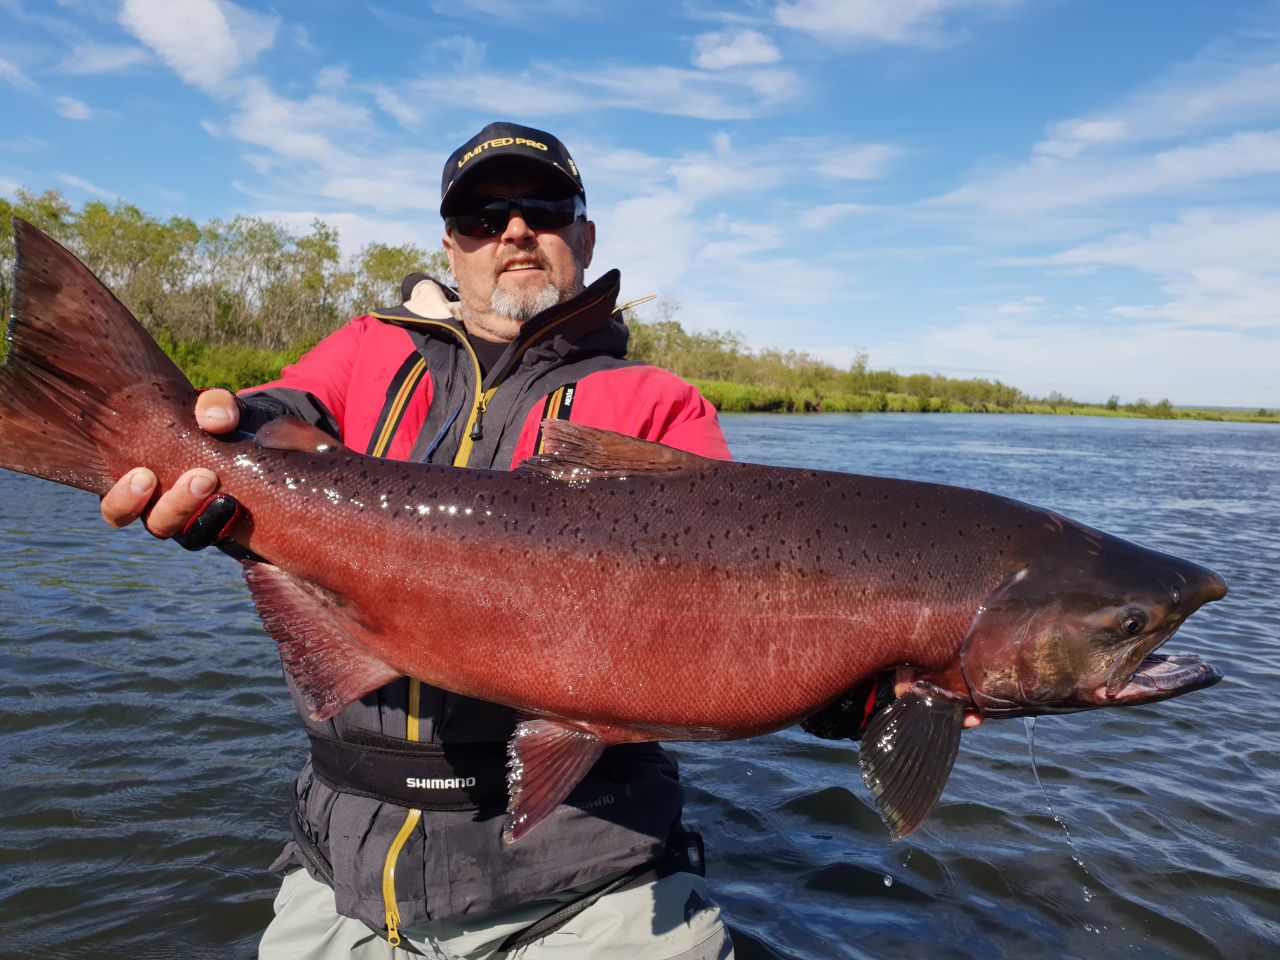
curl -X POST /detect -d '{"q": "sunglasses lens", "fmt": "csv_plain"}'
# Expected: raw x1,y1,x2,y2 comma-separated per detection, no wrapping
449,196,583,237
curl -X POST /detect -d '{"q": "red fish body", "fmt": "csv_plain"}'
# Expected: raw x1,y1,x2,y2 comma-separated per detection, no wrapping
0,221,1227,840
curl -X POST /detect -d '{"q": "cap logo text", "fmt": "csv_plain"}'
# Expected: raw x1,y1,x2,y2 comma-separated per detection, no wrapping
458,137,549,168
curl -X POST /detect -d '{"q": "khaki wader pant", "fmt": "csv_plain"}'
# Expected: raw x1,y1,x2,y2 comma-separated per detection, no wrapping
259,868,734,960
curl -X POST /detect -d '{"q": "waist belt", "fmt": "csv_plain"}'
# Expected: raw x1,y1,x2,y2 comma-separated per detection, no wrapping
308,731,509,811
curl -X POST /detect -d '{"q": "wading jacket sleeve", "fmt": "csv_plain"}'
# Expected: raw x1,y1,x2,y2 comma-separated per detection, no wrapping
242,269,731,931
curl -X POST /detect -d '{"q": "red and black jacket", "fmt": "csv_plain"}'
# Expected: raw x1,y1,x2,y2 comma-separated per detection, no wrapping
245,269,731,934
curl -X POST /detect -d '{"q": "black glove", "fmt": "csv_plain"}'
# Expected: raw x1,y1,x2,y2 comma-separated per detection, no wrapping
173,493,245,551
801,673,898,742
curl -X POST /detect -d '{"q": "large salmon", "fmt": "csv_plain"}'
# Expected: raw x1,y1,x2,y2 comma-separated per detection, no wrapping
0,220,1226,841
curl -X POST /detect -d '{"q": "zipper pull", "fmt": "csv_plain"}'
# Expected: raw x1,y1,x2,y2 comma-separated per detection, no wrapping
386,907,402,947
470,398,487,440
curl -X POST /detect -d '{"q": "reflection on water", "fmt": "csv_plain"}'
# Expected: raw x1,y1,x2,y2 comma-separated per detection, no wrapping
1,413,1277,958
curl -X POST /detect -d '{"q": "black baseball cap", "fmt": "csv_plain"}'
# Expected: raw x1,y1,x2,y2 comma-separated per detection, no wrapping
440,121,585,216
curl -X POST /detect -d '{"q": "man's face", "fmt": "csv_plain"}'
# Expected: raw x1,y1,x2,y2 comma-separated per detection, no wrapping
442,169,595,341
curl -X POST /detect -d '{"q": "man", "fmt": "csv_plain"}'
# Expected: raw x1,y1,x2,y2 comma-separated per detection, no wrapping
101,122,737,959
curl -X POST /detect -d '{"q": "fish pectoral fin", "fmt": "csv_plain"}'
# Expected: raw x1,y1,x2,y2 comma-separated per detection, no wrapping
858,681,966,840
241,560,399,721
253,416,348,454
503,719,606,843
517,420,711,482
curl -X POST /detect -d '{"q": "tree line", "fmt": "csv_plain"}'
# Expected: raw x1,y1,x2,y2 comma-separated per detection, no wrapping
5,190,1267,422
1,189,448,356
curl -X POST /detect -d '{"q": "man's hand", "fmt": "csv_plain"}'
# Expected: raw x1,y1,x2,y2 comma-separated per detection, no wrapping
894,667,984,729
100,388,241,538
801,668,984,742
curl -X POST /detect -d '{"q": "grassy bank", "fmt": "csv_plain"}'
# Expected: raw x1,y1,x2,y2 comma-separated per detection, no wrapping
692,379,1280,424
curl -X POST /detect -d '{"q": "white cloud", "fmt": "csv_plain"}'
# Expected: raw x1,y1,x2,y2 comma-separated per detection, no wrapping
119,0,279,94
992,295,1045,315
937,128,1280,215
1042,52,1280,152
54,96,92,120
0,56,36,91
772,0,1017,46
876,316,1279,407
811,143,904,180
373,87,420,128
1034,118,1128,159
226,78,373,165
798,202,878,230
429,0,597,20
434,36,486,71
697,220,784,262
411,61,799,121
317,174,439,214
251,209,437,259
1044,210,1280,332
57,43,148,75
58,173,116,200
693,29,781,70
595,190,700,301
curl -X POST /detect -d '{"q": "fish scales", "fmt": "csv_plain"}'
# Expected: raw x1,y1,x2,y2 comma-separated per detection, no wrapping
0,220,1228,841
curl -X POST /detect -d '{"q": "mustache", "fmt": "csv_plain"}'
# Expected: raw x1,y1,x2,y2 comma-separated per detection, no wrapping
495,250,550,276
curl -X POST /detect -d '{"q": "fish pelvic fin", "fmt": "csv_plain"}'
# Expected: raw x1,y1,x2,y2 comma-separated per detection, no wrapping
518,420,712,482
242,560,400,721
503,719,606,843
0,219,194,494
858,681,966,840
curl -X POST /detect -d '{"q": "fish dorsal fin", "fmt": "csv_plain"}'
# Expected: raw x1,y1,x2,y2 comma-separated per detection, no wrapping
503,719,606,843
518,420,712,482
858,681,966,839
241,560,400,720
254,416,347,454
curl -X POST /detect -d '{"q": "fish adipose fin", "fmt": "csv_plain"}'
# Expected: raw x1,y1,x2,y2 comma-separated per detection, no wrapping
858,682,966,839
0,219,194,494
254,416,348,454
519,420,712,482
242,560,399,721
503,719,606,843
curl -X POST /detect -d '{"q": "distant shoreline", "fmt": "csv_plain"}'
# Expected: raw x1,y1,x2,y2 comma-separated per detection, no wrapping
692,380,1279,425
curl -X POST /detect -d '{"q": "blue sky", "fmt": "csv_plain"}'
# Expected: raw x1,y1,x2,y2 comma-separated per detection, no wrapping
2,0,1278,407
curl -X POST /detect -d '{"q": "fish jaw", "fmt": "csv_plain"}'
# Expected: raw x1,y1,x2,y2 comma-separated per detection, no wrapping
1089,652,1222,707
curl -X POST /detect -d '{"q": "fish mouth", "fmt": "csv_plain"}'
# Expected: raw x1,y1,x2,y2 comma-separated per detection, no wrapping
1096,652,1222,706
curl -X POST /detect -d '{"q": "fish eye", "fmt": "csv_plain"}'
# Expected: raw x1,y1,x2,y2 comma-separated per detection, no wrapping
1170,587,1181,607
1119,609,1147,636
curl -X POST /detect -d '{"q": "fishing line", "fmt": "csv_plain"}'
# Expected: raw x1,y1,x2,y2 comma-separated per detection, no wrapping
1024,716,1104,931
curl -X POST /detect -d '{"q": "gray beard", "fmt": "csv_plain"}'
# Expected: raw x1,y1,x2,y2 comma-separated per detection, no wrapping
489,281,563,322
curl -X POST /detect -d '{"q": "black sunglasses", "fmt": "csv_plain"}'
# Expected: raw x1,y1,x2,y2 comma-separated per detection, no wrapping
446,195,586,237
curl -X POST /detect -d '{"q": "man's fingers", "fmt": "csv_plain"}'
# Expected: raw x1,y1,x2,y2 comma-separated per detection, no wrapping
101,468,157,528
142,469,219,538
195,388,240,434
893,666,984,728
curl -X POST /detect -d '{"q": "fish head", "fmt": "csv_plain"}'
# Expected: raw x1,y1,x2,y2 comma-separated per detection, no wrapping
959,522,1227,719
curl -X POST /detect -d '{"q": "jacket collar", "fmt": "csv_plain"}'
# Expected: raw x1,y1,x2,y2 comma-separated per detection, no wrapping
376,269,627,372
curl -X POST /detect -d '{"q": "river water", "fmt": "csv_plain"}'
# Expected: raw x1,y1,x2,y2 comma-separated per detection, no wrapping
0,413,1276,959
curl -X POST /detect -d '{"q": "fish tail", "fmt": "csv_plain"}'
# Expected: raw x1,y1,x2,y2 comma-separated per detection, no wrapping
0,218,194,495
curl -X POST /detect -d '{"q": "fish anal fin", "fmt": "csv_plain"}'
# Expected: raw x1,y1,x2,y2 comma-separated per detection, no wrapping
254,416,347,454
503,719,606,843
858,681,966,839
241,560,399,721
518,420,712,482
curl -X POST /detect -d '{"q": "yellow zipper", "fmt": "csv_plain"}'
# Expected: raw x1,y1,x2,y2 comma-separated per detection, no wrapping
368,299,602,943
380,677,423,946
